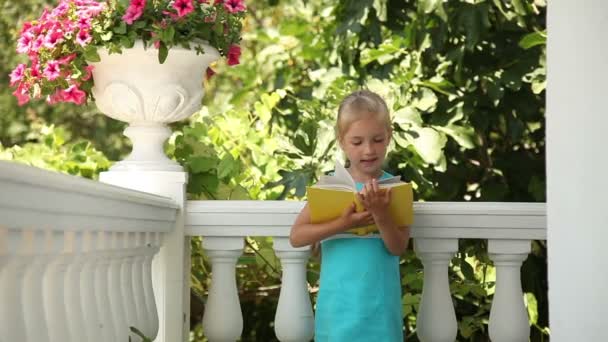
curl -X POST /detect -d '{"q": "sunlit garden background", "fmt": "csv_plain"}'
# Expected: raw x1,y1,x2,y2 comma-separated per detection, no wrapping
0,0,547,340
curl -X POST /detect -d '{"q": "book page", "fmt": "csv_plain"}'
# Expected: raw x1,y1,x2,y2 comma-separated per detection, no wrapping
312,160,356,191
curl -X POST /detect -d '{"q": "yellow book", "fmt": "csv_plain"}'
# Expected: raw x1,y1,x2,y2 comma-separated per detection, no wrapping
307,162,414,235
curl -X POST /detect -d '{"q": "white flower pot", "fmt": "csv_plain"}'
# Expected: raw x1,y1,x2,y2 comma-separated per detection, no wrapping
91,40,219,171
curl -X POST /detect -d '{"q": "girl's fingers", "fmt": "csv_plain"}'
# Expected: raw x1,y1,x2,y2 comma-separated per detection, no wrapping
372,178,379,193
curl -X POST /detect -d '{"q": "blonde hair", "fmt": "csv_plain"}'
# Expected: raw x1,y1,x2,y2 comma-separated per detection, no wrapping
336,89,392,139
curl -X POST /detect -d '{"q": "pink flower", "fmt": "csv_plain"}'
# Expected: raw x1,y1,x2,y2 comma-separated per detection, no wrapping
51,3,69,17
122,0,146,25
44,30,64,49
206,67,215,79
43,60,61,80
223,0,246,13
82,65,95,81
173,0,195,17
47,89,64,105
162,10,180,21
227,45,241,66
62,84,87,105
58,53,77,65
16,33,34,53
76,28,92,46
9,64,26,86
13,83,30,106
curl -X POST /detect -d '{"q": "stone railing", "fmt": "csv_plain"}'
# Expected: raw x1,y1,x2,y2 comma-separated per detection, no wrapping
0,161,178,342
186,200,546,342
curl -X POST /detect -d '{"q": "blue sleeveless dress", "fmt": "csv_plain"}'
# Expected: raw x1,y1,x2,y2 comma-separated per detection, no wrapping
314,171,404,341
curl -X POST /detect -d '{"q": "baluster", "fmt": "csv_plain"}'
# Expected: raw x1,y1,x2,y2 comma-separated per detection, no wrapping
273,237,314,342
81,231,104,342
94,231,117,341
415,238,458,342
143,232,161,339
120,232,139,340
108,232,130,341
131,232,149,337
0,229,28,342
202,236,244,342
63,231,88,342
488,239,531,342
43,230,71,342
22,230,50,342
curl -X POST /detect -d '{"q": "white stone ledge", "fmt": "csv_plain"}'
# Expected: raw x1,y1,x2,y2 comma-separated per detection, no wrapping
186,200,546,240
0,161,178,232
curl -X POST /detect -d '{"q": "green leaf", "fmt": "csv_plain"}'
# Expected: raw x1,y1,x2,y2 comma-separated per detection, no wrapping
460,257,475,280
189,156,217,173
526,292,539,325
419,0,441,14
519,31,546,49
83,46,101,62
217,154,238,179
158,42,168,64
360,40,402,66
113,21,127,34
100,31,113,41
394,106,423,127
414,88,438,112
411,127,447,164
434,125,476,149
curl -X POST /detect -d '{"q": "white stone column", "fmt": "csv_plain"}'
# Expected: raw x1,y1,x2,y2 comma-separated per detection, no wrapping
547,1,608,340
414,238,458,342
202,236,244,342
488,239,530,342
100,171,187,342
272,237,314,342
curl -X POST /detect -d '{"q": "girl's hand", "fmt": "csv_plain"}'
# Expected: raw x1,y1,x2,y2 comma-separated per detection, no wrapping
358,178,391,217
338,202,374,229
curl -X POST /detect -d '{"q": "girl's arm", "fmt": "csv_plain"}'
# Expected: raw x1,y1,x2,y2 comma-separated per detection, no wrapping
359,179,410,255
290,202,374,247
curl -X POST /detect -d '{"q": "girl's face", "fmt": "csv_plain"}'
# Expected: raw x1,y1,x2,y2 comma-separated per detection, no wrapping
339,115,391,178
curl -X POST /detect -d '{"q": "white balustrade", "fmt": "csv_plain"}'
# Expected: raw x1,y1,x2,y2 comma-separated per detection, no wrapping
187,200,546,342
1,160,548,342
0,161,177,342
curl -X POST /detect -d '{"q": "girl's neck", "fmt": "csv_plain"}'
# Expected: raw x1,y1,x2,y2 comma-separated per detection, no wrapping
347,167,383,183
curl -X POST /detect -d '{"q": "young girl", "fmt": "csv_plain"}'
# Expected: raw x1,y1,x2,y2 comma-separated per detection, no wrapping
290,90,410,341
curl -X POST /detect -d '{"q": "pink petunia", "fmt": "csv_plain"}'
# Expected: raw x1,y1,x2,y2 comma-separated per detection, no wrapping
82,65,95,81
122,0,146,25
58,53,77,65
173,0,195,17
76,28,92,46
62,84,87,105
13,83,30,106
43,60,61,81
47,89,64,105
227,45,241,66
223,0,246,13
44,30,64,49
9,64,27,86
16,32,34,53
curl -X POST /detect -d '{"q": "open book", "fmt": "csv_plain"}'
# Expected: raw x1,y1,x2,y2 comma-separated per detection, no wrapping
307,161,413,235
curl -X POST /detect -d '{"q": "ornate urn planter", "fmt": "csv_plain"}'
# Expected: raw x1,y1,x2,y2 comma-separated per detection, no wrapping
91,41,219,171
